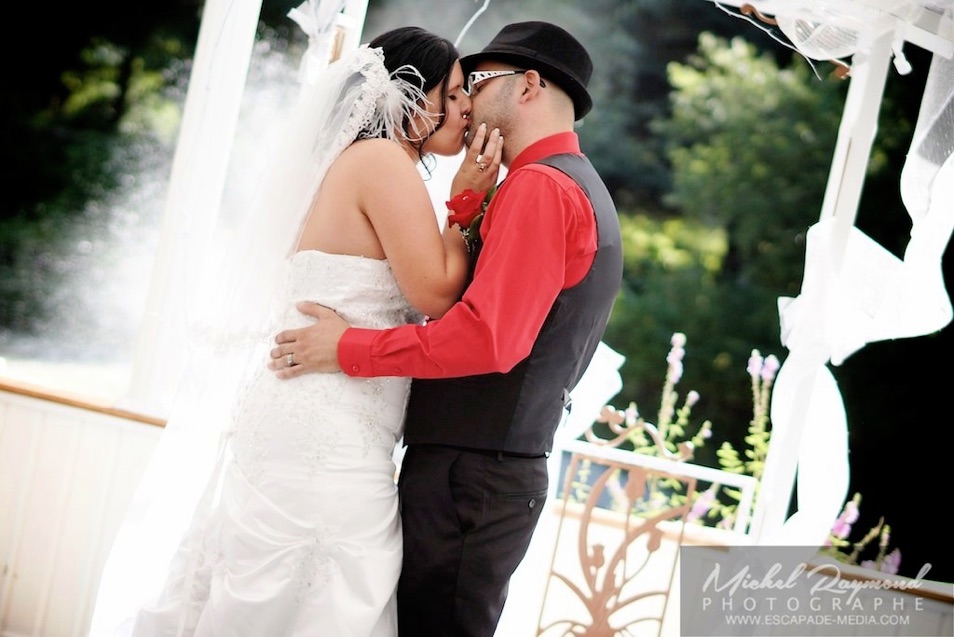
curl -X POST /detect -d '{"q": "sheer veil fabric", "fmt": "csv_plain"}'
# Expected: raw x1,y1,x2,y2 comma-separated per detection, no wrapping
88,28,431,636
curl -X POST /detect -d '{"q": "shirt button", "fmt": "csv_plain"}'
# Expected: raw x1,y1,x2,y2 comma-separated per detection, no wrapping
528,498,537,509
351,365,360,373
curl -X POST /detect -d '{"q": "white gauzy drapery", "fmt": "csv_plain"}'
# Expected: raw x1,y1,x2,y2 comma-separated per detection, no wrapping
120,0,265,418
710,0,954,547
89,1,371,633
121,0,369,419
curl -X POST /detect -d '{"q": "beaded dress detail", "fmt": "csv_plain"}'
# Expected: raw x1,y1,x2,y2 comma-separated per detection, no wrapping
132,251,421,637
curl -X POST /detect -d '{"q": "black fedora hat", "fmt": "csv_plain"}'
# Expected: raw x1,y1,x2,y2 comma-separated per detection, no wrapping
461,21,593,119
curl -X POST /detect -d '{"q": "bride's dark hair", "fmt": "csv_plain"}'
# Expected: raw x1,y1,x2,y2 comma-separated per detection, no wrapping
366,26,460,161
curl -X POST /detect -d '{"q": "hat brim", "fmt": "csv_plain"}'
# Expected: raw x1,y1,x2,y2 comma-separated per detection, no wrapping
461,51,593,120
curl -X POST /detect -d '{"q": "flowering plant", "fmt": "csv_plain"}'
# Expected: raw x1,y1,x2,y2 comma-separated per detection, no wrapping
591,339,781,528
586,333,717,518
591,333,905,574
596,333,713,462
819,492,902,574
705,348,778,526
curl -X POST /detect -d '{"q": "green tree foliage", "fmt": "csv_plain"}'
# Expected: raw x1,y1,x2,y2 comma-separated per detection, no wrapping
656,33,846,297
604,34,845,462
603,215,727,424
5,1,200,216
578,1,783,205
2,8,196,338
603,210,783,467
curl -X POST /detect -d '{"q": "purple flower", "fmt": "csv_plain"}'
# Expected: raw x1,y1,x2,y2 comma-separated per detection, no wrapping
747,350,763,378
831,516,853,540
881,549,901,575
830,496,859,540
761,354,780,381
688,486,717,522
844,499,859,525
667,359,684,384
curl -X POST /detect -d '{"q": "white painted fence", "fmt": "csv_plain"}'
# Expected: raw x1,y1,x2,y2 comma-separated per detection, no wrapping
0,382,161,637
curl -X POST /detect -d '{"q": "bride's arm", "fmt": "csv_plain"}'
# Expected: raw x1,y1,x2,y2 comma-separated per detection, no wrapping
350,141,469,319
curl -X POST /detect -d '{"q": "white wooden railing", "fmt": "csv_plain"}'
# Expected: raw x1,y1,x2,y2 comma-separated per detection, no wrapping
0,380,162,637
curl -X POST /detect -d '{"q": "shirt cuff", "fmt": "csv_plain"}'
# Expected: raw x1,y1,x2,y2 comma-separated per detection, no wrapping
339,327,376,377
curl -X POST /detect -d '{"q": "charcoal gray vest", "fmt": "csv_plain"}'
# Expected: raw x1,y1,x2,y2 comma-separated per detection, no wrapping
403,153,623,455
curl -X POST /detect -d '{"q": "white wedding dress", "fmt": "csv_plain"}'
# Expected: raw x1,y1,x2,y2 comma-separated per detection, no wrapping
132,250,421,636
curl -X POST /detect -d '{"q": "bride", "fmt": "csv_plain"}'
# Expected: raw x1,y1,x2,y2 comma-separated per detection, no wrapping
88,14,502,637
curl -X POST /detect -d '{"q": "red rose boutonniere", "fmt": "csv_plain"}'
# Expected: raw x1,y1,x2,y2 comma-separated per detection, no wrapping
446,189,485,228
446,186,496,254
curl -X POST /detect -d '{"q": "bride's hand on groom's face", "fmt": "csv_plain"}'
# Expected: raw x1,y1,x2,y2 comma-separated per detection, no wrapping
452,122,503,196
269,302,348,378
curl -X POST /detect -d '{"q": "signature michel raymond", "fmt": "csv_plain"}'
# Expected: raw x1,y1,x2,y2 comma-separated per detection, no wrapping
701,560,934,605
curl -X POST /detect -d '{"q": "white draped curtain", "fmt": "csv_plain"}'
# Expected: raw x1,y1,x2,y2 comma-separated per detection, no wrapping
119,0,369,419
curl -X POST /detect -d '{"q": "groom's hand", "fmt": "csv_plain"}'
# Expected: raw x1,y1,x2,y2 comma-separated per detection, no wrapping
269,302,348,378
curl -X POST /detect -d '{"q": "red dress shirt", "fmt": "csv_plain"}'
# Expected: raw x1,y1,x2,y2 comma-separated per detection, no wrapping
339,131,597,378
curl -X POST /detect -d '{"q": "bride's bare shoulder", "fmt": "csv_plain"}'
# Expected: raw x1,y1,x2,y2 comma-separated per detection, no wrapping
329,139,418,191
324,138,419,200
338,138,408,166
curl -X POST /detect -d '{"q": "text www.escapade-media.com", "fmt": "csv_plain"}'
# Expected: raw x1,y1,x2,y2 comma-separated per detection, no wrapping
722,613,912,628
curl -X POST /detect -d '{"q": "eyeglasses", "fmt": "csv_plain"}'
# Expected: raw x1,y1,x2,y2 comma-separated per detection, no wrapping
466,69,546,96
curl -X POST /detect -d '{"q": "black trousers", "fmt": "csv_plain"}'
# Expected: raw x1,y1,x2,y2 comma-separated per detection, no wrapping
396,445,549,637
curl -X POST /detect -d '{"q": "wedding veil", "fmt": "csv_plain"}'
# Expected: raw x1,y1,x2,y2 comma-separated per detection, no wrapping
88,18,431,635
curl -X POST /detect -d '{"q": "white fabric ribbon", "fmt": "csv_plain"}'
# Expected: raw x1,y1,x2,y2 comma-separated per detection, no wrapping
757,50,954,547
288,0,348,83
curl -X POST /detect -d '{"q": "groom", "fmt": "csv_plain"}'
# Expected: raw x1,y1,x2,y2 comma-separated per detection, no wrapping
270,21,622,636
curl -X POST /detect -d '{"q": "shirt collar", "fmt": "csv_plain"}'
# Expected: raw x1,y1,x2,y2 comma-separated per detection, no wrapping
509,132,581,173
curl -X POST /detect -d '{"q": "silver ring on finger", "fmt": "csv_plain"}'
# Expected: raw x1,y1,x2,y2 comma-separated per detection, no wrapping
286,353,294,367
